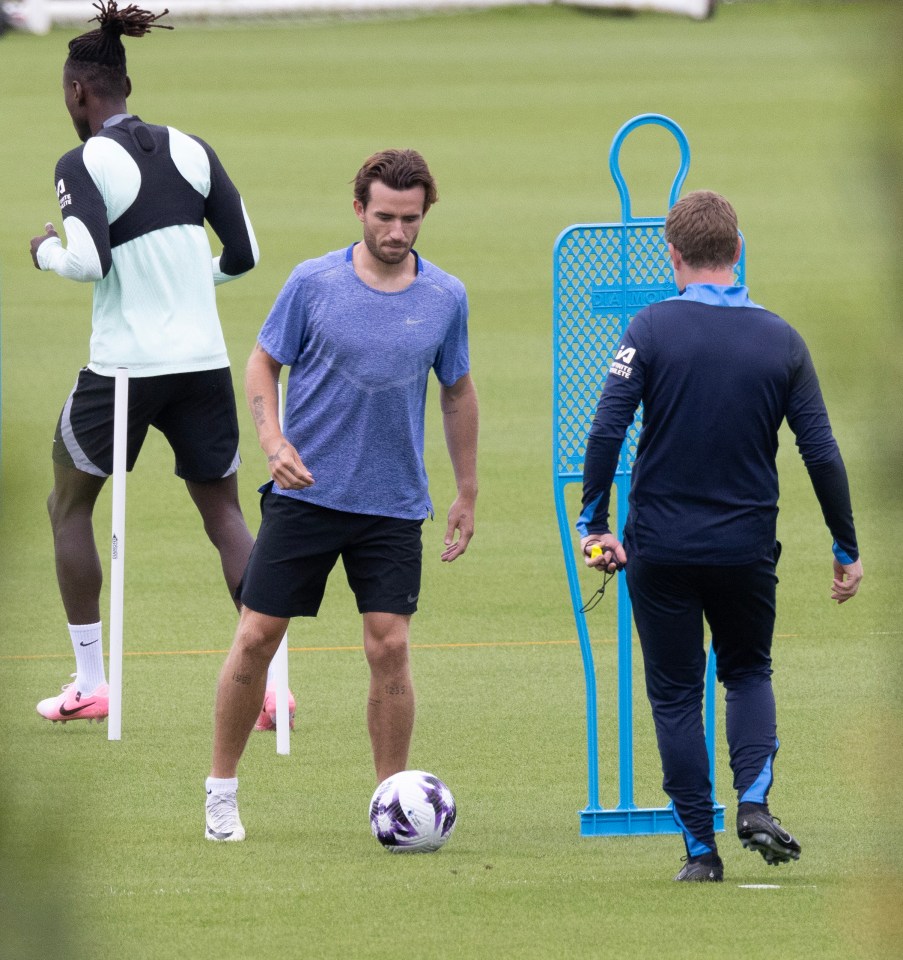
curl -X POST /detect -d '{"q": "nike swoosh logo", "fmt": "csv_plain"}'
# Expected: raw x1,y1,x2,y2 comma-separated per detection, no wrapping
58,699,98,717
206,827,234,840
407,594,419,604
79,639,100,647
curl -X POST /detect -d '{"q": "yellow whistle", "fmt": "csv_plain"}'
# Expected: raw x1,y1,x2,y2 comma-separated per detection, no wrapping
590,545,604,559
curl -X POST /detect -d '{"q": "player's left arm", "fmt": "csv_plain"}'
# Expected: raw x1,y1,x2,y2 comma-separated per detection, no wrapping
194,137,259,283
439,372,478,563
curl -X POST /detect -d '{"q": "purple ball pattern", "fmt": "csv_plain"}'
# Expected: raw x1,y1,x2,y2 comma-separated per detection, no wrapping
369,770,457,853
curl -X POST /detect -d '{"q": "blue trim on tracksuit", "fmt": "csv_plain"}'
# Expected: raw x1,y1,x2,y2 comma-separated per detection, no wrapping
671,805,713,858
739,738,780,805
832,541,855,565
666,283,765,310
576,495,603,539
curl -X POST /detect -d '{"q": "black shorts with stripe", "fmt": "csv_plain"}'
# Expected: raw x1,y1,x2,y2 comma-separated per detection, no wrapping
53,366,241,481
239,490,424,618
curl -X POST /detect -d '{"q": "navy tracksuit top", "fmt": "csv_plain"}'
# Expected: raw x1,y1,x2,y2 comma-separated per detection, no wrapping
579,285,858,566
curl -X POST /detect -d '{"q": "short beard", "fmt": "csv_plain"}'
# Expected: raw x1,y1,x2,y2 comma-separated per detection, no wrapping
363,229,417,266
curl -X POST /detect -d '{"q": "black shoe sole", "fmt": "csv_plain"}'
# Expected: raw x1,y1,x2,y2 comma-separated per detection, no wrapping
740,832,801,865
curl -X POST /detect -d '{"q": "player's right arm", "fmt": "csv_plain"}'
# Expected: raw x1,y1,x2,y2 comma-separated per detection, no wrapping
245,342,313,490
31,149,111,281
578,322,646,567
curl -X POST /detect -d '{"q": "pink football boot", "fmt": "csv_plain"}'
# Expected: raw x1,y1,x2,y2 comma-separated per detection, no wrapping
254,687,296,732
37,677,109,723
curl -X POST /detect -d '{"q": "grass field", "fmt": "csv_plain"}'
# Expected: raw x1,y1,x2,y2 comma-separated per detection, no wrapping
1,1,901,958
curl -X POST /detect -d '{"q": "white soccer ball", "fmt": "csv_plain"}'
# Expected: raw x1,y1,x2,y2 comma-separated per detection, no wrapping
369,770,457,853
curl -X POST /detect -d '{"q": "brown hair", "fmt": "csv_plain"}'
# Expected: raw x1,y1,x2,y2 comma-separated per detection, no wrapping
664,190,739,269
353,149,438,212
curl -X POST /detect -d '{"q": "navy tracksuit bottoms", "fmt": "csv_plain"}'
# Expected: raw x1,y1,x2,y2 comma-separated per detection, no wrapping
626,546,782,856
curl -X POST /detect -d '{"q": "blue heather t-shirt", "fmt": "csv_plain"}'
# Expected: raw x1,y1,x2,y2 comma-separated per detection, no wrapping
257,244,470,519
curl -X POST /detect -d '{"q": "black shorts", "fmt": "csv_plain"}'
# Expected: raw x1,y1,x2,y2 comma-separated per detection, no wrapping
53,367,240,481
239,492,424,618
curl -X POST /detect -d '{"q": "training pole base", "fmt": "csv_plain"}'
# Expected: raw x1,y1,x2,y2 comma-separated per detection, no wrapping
580,804,725,837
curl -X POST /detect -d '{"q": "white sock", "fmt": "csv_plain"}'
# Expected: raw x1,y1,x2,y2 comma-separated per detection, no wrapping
206,776,238,796
69,622,106,693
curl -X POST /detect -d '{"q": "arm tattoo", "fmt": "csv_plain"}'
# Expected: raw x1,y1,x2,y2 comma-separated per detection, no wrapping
251,394,267,427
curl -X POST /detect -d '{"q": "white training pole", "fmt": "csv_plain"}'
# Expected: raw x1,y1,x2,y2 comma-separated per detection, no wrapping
274,634,290,755
274,379,291,754
108,367,128,741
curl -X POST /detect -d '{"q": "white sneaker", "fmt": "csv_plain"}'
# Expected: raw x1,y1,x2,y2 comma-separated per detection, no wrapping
205,787,246,842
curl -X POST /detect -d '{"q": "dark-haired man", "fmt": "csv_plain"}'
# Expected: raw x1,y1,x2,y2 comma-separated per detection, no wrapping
578,190,862,881
204,149,479,842
29,4,263,725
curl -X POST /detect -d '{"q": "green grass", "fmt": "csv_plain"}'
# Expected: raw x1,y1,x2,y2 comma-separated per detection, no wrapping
1,2,902,958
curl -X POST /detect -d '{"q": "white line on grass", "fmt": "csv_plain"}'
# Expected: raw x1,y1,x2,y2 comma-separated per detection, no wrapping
738,884,819,890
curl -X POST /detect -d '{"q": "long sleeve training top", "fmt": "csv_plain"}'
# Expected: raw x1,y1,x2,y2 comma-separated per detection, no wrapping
579,285,858,565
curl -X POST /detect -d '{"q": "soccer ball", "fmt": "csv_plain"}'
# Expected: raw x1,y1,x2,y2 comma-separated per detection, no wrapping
369,770,457,853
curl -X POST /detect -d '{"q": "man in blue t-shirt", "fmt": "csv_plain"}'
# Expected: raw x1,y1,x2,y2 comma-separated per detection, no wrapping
578,190,862,882
205,149,479,841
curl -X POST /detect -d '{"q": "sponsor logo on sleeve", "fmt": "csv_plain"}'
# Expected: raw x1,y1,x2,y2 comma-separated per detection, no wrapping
57,178,72,211
609,345,636,379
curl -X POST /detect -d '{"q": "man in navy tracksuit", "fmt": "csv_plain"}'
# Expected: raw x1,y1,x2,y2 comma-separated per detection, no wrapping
578,190,862,882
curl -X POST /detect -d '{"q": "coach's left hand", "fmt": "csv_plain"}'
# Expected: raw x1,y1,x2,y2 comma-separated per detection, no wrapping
831,556,862,603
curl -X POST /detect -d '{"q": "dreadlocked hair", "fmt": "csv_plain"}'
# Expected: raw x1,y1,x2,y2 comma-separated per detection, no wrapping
67,2,172,69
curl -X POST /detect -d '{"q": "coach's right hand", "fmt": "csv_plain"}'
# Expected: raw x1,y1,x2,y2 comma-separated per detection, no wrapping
265,437,314,490
580,533,627,572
